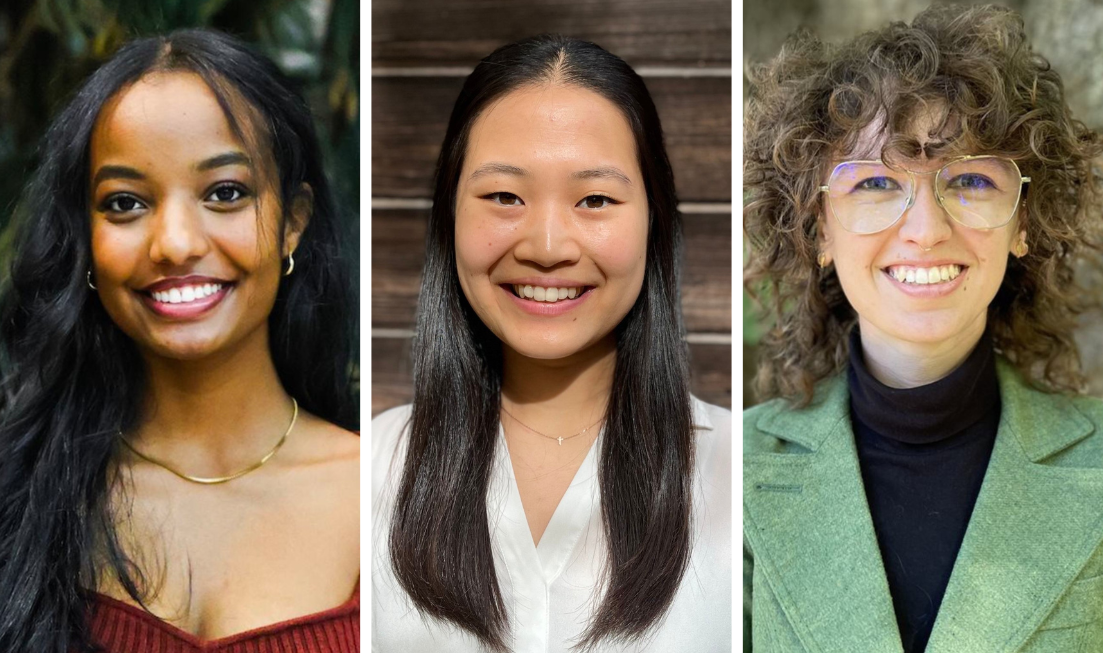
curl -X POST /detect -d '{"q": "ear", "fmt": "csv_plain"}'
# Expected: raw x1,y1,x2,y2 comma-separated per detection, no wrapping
284,183,313,257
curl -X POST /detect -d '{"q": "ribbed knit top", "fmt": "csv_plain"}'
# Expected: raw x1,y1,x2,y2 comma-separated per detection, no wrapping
86,580,360,652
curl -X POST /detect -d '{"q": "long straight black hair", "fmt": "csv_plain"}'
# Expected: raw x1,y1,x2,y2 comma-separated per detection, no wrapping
388,34,695,651
0,29,358,652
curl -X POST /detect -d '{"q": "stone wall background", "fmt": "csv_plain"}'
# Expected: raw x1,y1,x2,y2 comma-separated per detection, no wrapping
743,0,1103,404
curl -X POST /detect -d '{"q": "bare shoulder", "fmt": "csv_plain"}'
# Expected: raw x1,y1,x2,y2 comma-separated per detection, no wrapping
283,410,360,472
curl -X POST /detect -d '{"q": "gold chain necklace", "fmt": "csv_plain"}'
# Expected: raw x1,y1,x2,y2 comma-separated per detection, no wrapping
500,404,603,446
119,398,298,485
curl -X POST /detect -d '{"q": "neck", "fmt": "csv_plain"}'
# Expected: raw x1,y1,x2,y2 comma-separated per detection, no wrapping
858,316,987,389
132,328,294,467
501,335,617,425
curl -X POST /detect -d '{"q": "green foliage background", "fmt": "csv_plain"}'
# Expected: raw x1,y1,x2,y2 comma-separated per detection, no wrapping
0,0,360,274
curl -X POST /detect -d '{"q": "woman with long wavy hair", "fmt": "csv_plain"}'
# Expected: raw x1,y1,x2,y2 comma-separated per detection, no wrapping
0,29,359,653
371,34,732,652
744,5,1103,652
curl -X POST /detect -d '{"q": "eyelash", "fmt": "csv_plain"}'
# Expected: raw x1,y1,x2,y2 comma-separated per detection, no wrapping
98,183,253,216
480,192,620,209
204,182,252,205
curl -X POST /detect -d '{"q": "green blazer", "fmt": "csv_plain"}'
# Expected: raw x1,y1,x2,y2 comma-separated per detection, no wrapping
744,358,1103,653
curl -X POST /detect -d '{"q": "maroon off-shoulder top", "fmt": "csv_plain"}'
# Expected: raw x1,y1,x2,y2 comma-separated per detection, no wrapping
85,580,360,652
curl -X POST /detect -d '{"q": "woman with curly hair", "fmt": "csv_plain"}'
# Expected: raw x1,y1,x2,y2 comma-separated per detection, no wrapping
744,5,1103,652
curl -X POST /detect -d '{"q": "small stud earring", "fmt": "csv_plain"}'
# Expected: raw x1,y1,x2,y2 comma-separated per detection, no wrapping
86,270,97,291
283,252,295,277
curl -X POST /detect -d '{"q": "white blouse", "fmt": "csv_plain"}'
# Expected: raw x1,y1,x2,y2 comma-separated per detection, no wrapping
371,397,732,653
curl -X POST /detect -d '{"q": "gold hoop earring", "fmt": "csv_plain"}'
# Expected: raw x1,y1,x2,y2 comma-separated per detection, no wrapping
86,270,97,291
1015,240,1028,258
817,252,829,269
283,252,295,277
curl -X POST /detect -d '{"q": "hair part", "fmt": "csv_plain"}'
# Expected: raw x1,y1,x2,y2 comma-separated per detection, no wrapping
389,34,694,651
743,4,1103,406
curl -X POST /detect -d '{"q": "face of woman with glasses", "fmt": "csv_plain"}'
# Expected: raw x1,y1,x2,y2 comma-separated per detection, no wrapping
819,113,1026,355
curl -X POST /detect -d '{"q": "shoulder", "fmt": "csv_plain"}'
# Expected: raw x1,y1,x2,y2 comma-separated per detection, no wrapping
995,360,1103,466
692,395,732,436
370,404,413,502
371,403,412,459
283,410,359,471
743,397,789,455
742,370,851,456
691,395,732,479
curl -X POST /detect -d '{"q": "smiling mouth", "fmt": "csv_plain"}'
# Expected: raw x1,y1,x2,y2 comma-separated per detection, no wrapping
143,282,229,305
504,284,593,303
882,264,967,286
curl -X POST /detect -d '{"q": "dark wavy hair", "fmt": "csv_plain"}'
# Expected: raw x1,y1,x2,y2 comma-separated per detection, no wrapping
0,29,358,652
388,34,694,651
744,4,1103,405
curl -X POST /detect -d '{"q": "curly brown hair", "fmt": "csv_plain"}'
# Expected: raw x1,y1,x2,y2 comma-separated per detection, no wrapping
744,4,1103,406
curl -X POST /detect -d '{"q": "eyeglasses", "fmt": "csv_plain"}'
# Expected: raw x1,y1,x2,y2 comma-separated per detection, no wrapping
819,155,1030,235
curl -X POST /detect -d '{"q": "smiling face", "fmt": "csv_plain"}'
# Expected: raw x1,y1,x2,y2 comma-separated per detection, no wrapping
89,71,306,361
819,114,1025,360
453,83,649,362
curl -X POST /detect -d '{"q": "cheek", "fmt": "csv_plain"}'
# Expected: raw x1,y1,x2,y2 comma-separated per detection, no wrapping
589,216,648,280
454,210,515,282
90,227,141,281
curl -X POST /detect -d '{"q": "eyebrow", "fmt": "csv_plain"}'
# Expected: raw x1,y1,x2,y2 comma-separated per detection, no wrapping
91,152,252,189
196,151,252,172
571,166,632,186
92,165,145,187
468,162,528,181
467,162,633,186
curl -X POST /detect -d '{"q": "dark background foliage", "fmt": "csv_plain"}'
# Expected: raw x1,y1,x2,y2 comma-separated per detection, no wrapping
0,0,360,284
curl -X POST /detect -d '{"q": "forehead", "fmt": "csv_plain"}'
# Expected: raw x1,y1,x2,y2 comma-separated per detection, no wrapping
464,83,639,175
842,103,965,166
91,71,245,165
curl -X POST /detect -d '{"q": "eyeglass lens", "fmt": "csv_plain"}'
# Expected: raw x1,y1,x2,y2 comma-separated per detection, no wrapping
826,157,1023,234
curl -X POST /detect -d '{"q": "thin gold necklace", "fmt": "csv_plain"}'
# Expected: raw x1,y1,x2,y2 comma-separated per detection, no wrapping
119,398,298,485
500,404,603,446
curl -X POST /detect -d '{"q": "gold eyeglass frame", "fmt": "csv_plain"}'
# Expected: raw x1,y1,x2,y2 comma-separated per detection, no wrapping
818,155,1031,235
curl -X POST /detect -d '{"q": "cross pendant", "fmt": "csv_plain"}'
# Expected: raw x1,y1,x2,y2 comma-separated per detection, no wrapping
557,436,564,445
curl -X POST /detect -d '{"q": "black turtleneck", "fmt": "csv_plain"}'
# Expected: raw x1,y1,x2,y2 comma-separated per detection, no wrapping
847,328,1001,653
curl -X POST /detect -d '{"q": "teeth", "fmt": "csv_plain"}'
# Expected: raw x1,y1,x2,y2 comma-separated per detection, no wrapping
887,265,962,285
511,285,585,303
152,283,223,304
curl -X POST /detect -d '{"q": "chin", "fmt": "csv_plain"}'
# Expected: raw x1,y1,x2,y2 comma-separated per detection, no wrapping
504,333,590,361
885,317,973,347
143,333,229,361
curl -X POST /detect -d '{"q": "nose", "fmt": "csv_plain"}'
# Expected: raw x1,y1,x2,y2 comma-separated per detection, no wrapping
147,197,210,265
897,175,953,250
512,199,582,268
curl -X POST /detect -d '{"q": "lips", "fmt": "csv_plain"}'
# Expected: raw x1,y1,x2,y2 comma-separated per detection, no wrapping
140,275,232,294
136,275,234,320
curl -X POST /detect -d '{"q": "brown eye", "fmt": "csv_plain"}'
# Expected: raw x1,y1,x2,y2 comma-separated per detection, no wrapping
207,183,249,203
579,195,613,209
487,192,522,206
102,194,145,213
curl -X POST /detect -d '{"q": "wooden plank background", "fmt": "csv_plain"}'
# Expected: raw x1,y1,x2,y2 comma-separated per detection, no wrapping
372,0,732,417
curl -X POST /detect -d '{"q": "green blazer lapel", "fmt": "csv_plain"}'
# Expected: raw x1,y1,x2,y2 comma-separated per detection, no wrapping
745,376,903,653
927,360,1103,652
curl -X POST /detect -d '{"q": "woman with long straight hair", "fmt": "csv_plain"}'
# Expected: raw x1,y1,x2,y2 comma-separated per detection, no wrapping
371,34,732,652
0,29,360,653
